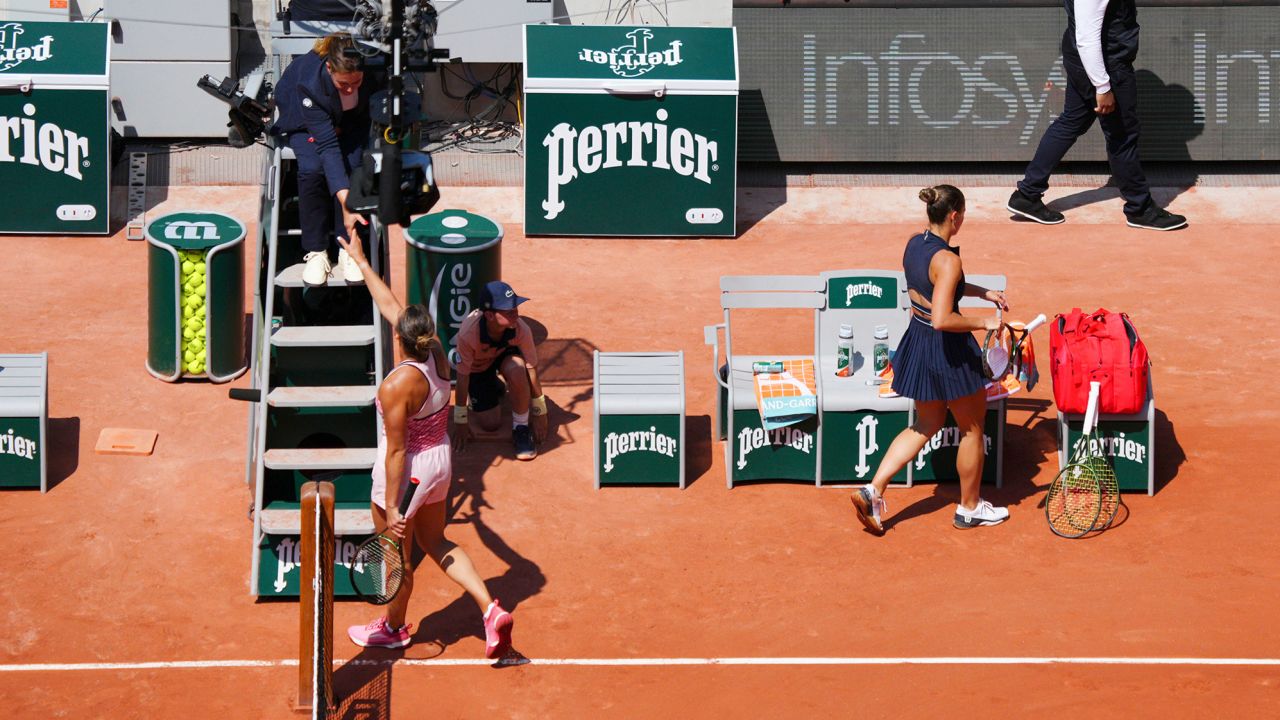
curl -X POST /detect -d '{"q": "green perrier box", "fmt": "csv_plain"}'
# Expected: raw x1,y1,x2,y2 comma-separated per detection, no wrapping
523,25,739,237
0,21,111,234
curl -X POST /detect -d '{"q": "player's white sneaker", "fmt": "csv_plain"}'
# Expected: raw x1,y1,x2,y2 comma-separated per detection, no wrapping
337,247,364,283
302,251,331,286
851,484,887,534
954,499,1009,529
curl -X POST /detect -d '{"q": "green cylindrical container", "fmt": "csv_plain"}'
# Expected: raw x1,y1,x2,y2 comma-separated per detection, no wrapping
404,210,503,372
146,211,247,383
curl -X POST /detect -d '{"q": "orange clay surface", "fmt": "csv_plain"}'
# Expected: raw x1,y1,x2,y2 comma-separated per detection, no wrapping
1,184,1278,718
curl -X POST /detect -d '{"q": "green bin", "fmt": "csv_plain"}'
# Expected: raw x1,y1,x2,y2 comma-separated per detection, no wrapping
404,210,503,371
0,21,111,234
146,211,247,383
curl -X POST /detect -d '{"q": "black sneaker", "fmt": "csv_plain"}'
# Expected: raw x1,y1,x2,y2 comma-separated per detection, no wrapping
1007,190,1066,225
1126,206,1188,231
513,424,537,461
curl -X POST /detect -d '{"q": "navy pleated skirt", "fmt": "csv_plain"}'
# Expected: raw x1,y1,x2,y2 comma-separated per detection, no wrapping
890,318,987,402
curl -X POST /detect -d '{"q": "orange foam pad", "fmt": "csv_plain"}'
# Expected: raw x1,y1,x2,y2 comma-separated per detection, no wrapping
95,428,158,456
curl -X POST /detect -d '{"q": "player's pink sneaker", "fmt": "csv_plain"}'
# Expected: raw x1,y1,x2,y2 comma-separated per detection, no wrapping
347,617,412,649
483,600,514,659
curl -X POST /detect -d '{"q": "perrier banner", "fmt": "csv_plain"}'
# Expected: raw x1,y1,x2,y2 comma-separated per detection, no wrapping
0,21,110,235
523,25,738,237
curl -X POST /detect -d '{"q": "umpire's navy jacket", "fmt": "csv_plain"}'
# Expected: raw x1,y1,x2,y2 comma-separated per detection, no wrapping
273,50,374,195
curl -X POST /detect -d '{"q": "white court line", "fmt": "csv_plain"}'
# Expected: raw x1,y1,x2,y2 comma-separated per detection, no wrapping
1,657,1279,672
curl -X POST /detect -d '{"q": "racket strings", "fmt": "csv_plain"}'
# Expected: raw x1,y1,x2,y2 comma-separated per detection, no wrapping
1046,463,1102,538
1086,452,1121,530
351,536,407,604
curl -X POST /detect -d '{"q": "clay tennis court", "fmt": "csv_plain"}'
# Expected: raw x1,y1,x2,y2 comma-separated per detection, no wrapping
2,178,1279,718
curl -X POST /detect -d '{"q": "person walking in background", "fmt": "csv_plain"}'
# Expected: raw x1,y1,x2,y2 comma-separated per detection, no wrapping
1006,0,1188,231
272,32,374,285
337,236,514,658
852,186,1010,534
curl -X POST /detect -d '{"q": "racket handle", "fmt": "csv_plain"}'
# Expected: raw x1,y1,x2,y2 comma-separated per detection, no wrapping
1024,313,1048,334
1082,381,1102,431
397,476,421,515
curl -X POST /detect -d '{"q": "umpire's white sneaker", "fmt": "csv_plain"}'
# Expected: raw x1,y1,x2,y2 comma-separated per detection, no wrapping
954,499,1009,529
302,251,331,286
337,247,364,284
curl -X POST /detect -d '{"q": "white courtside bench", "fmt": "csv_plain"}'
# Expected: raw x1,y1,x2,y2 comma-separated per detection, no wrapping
0,352,49,492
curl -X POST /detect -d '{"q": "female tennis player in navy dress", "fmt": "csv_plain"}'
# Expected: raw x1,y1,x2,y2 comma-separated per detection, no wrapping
851,185,1011,534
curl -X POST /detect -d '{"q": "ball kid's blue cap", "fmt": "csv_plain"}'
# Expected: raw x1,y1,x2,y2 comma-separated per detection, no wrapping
479,280,529,311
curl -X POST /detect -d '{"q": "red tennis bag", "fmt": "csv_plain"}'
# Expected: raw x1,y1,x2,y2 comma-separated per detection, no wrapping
1049,308,1150,414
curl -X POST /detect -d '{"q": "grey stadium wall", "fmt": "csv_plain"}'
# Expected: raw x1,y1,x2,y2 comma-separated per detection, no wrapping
734,1,1280,162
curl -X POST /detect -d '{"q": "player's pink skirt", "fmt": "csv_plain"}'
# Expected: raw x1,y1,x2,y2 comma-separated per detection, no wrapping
370,441,450,519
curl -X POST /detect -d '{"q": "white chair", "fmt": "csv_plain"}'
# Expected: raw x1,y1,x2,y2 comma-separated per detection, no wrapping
704,275,825,488
816,270,912,487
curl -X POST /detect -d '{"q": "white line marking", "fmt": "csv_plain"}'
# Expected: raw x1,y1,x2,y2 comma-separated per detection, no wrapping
1,657,1278,672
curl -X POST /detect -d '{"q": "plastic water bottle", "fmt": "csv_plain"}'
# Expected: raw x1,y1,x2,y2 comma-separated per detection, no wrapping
873,325,890,373
836,324,854,377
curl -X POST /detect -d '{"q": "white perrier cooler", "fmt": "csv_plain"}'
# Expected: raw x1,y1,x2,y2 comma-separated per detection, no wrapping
523,24,739,237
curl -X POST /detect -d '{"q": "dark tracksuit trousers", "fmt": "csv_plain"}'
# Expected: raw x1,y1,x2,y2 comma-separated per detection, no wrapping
1018,21,1153,217
288,130,365,254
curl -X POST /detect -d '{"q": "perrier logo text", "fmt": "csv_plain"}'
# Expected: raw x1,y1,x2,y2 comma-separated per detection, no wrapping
1,427,37,461
542,109,718,220
577,28,684,79
0,23,54,72
846,281,884,305
0,102,91,180
602,426,678,473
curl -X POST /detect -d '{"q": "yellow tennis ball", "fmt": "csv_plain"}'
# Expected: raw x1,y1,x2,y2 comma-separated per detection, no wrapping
182,304,194,319
191,362,205,375
182,326,195,340
182,260,196,275
194,261,206,275
195,349,207,362
190,339,205,353
184,349,196,363
194,283,206,297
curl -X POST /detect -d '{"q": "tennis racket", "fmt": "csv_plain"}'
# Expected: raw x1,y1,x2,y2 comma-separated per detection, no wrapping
982,308,1007,379
1083,400,1121,531
986,313,1047,379
1045,382,1103,538
349,476,421,605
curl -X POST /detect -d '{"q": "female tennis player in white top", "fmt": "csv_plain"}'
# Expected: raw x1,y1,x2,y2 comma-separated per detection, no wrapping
338,235,513,658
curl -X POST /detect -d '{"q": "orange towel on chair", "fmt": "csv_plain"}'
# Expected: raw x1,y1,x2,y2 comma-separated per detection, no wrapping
753,359,817,431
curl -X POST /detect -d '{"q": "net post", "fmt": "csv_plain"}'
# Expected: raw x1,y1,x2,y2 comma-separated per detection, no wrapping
296,481,336,716
297,482,318,713
317,481,336,714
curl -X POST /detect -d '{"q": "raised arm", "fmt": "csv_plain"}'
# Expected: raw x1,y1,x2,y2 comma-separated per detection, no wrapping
336,235,404,325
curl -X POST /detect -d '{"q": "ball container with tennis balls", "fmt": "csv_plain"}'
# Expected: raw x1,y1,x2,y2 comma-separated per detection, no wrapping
177,249,209,376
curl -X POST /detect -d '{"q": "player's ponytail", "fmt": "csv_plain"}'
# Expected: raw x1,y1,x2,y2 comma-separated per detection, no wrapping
919,184,965,225
314,32,361,75
398,305,448,372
